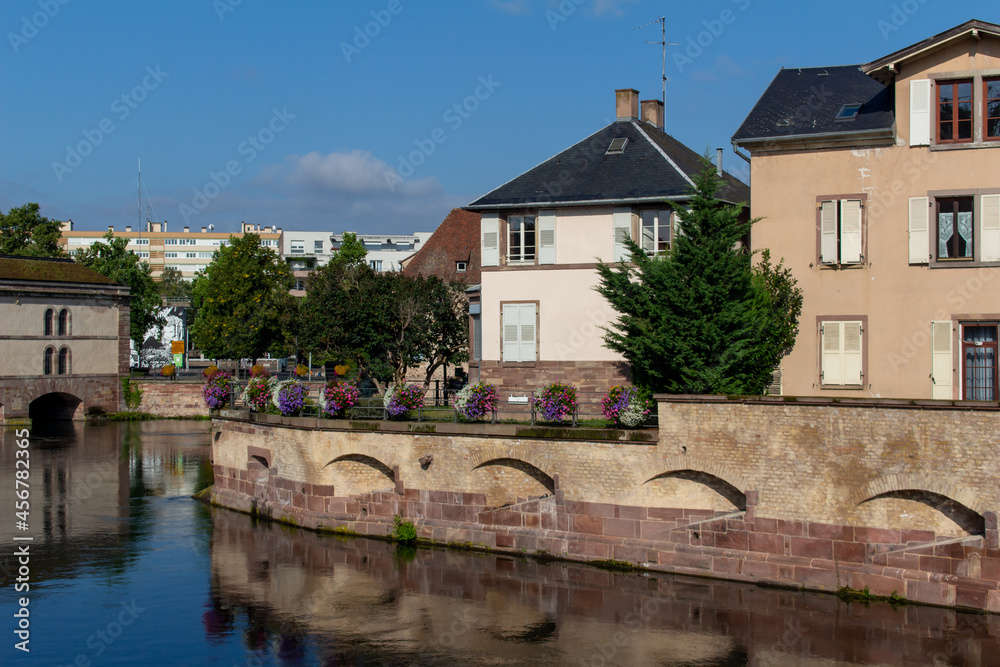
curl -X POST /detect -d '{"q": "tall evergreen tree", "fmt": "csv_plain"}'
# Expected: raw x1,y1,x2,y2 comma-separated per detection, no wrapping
595,161,802,395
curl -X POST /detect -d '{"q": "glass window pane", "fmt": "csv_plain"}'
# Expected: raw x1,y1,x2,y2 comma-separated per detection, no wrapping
939,84,953,102
958,120,972,139
958,82,972,101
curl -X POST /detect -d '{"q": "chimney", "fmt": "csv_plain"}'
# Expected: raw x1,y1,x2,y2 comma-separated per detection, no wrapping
60,219,73,232
640,99,664,130
107,225,114,232
201,227,206,233
716,147,724,177
183,226,190,233
125,226,132,232
615,88,639,121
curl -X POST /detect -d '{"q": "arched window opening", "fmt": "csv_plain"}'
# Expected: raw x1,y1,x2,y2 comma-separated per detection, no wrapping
58,347,70,375
44,309,54,336
43,347,54,375
58,309,70,336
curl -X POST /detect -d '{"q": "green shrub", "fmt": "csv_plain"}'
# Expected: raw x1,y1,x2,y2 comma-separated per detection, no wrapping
392,515,416,544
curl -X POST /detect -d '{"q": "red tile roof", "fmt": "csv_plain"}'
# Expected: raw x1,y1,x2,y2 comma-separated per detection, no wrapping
402,209,481,283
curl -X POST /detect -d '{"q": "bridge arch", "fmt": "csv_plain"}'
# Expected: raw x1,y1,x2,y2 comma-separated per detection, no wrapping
29,392,83,422
850,474,982,514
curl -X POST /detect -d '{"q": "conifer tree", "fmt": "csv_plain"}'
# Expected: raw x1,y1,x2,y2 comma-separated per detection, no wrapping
595,161,802,395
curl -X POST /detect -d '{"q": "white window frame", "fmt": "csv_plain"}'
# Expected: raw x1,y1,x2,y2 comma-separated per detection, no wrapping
314,240,324,254
507,215,536,264
369,259,383,271
456,261,467,273
290,240,305,254
640,209,672,255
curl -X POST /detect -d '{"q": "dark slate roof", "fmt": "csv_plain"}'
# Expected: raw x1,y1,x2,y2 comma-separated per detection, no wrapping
0,256,118,285
402,208,481,284
467,120,749,208
732,65,894,144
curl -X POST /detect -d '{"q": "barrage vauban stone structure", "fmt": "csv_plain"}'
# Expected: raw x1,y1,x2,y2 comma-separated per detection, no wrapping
0,256,130,422
209,394,1000,613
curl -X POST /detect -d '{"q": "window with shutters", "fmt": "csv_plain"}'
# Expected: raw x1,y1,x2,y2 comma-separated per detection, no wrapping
817,196,864,265
962,323,998,401
912,76,1000,147
507,215,536,263
640,209,672,255
913,192,1000,266
819,318,865,387
501,302,537,363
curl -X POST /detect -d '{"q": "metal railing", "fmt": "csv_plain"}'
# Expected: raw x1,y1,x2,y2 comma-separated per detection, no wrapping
223,382,657,428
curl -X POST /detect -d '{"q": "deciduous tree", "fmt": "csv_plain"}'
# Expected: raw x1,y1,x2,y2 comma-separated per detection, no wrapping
190,234,294,360
0,203,65,258
595,161,802,395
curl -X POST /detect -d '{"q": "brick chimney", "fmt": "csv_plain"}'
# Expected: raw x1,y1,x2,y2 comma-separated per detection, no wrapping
615,88,639,121
641,99,664,130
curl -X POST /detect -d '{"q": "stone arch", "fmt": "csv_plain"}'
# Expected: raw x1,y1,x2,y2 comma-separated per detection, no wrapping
473,458,556,495
325,454,396,484
643,455,751,494
29,392,83,422
850,474,982,514
467,444,557,481
643,470,747,510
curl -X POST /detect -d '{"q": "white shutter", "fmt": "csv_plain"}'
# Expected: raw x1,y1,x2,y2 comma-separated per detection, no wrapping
980,194,1000,262
931,320,953,399
502,303,519,362
660,210,673,250
820,201,839,263
909,79,931,147
821,323,843,385
481,212,500,267
538,210,556,265
908,197,929,264
612,207,632,262
840,200,863,264
842,321,863,385
519,303,536,362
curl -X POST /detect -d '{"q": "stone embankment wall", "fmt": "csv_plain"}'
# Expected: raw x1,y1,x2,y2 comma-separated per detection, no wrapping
209,396,1000,612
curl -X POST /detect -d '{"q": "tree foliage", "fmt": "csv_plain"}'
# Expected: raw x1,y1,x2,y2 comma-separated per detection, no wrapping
0,203,65,258
297,263,468,392
190,234,294,360
77,232,164,347
595,161,802,395
331,231,367,267
157,266,192,301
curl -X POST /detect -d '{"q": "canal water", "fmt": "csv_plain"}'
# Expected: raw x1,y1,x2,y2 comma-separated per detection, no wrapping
1,421,997,666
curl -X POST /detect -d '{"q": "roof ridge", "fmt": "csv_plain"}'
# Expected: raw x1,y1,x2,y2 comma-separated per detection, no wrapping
631,121,696,190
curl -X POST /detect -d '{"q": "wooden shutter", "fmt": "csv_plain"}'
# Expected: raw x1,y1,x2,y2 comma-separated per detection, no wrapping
980,194,1000,262
519,303,536,362
931,320,953,399
502,303,519,361
612,207,632,262
538,210,556,265
909,79,931,146
842,321,863,385
840,200,863,264
908,197,929,264
819,200,838,263
821,322,843,385
481,212,500,267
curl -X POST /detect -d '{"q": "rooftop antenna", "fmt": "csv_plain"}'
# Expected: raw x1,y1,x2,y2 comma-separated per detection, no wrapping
635,17,676,111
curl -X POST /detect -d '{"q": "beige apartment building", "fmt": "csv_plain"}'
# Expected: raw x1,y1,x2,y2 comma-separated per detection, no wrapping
734,19,1000,401
60,221,283,281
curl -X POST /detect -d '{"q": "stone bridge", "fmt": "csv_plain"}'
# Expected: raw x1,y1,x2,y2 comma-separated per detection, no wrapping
0,375,120,422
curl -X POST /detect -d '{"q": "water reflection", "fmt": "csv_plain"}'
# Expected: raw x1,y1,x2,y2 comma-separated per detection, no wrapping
207,504,1000,666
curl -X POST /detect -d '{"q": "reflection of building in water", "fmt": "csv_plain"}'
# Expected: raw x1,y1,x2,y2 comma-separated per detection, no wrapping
206,509,992,664
0,422,210,586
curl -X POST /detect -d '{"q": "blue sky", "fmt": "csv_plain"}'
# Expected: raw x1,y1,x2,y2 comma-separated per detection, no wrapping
2,1,997,235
